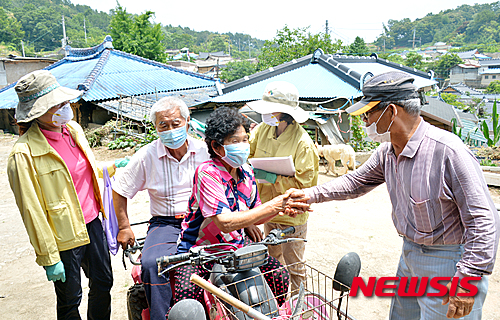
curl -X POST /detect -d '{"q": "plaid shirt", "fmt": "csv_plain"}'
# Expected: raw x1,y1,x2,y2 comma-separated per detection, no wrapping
305,119,500,278
177,159,261,253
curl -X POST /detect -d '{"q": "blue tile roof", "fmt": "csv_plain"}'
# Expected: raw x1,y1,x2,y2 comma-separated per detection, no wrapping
211,50,437,105
212,64,362,103
0,36,217,110
340,62,435,89
461,119,487,146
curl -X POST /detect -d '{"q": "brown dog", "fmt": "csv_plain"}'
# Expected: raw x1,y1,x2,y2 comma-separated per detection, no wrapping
316,144,356,176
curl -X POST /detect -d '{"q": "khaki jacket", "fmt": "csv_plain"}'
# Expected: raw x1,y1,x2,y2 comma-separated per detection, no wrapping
249,122,319,226
7,121,115,266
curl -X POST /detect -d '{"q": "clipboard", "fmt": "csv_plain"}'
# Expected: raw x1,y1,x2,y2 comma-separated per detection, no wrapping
248,155,295,182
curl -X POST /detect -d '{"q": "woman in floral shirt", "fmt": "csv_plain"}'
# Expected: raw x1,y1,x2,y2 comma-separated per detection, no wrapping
173,107,308,308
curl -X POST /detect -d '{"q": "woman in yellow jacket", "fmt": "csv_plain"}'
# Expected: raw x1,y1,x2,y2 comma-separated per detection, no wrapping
7,70,116,319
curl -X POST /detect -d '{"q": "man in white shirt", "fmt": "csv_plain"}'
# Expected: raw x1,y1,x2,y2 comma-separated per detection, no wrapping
113,97,210,319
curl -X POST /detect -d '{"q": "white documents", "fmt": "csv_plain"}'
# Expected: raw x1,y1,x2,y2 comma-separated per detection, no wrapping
248,155,296,181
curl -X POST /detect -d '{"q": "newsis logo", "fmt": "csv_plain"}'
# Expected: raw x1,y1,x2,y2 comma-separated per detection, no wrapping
349,277,481,297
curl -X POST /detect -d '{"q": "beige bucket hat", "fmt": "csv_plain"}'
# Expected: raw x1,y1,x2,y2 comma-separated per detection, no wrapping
246,81,310,123
15,70,82,123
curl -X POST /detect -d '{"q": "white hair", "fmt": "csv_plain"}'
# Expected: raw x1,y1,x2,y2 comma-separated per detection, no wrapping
377,98,421,116
149,97,190,126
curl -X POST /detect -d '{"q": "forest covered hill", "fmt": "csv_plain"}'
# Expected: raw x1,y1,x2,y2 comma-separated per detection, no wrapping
4,0,500,57
0,0,264,55
376,1,500,51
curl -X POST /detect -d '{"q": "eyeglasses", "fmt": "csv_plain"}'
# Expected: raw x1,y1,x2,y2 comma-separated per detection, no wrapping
361,105,386,121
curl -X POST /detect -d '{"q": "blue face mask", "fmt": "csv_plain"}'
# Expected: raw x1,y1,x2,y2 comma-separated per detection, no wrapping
221,143,250,168
158,124,187,149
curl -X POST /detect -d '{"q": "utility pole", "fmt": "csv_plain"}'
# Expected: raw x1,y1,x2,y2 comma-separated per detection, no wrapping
21,40,25,57
408,28,421,49
325,20,329,35
61,15,69,56
383,38,386,53
84,17,87,44
216,57,219,78
62,15,67,47
248,37,251,58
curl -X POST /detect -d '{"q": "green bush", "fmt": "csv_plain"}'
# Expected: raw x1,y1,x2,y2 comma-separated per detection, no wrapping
480,158,497,167
348,115,379,152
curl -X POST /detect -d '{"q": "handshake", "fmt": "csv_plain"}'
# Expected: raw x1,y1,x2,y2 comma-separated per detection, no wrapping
273,188,311,218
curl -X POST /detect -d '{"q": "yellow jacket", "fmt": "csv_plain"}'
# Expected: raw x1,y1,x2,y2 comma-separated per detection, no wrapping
249,122,319,225
7,121,115,266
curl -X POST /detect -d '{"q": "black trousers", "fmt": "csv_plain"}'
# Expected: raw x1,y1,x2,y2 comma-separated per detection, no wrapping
54,217,113,320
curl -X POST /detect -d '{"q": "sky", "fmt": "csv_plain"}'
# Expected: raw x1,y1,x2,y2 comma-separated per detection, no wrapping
72,0,496,44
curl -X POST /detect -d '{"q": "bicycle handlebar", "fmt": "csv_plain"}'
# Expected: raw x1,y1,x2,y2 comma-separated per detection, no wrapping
156,252,191,266
156,228,305,276
122,244,143,269
281,226,296,236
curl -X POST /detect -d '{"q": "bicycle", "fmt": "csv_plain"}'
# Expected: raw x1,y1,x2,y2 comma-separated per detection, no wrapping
157,227,361,320
122,220,150,320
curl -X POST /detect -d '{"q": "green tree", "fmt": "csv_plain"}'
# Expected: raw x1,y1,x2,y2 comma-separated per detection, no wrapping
405,52,424,70
166,33,194,50
485,80,500,94
13,3,61,51
382,53,404,64
441,93,467,110
109,4,132,52
434,53,462,78
0,7,24,46
348,36,369,56
384,18,414,47
374,33,395,50
373,2,500,49
220,60,256,83
206,34,229,53
348,115,378,151
109,4,166,62
257,25,343,71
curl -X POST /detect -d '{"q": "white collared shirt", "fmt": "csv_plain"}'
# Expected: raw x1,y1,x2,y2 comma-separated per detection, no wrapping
113,136,210,217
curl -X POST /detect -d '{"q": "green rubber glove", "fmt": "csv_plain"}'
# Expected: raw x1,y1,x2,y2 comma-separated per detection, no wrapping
253,168,277,184
44,261,66,282
114,158,130,168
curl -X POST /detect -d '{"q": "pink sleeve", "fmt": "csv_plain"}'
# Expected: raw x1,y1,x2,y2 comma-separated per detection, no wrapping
195,166,232,218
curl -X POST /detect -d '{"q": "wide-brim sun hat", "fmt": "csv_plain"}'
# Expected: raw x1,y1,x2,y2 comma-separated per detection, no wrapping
15,70,83,123
246,81,310,123
346,71,420,116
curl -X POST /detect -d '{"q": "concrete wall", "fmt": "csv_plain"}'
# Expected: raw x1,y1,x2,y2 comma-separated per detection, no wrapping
0,60,55,89
481,74,500,87
0,62,7,87
450,67,479,84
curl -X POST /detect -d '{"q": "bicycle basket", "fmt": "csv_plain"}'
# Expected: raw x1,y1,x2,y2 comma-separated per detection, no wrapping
210,262,356,320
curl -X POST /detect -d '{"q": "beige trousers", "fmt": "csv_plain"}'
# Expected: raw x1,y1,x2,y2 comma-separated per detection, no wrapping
264,221,307,294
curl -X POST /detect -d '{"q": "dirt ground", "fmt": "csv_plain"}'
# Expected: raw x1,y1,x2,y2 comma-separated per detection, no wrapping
1,132,499,320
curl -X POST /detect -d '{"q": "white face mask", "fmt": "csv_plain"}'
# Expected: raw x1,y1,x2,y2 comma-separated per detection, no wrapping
262,113,280,126
50,103,73,126
363,106,394,143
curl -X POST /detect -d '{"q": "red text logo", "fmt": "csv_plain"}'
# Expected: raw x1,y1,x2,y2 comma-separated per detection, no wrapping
349,277,480,297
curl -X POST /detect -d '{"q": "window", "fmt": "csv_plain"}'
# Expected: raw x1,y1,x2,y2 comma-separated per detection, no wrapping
486,76,489,79
493,75,497,79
